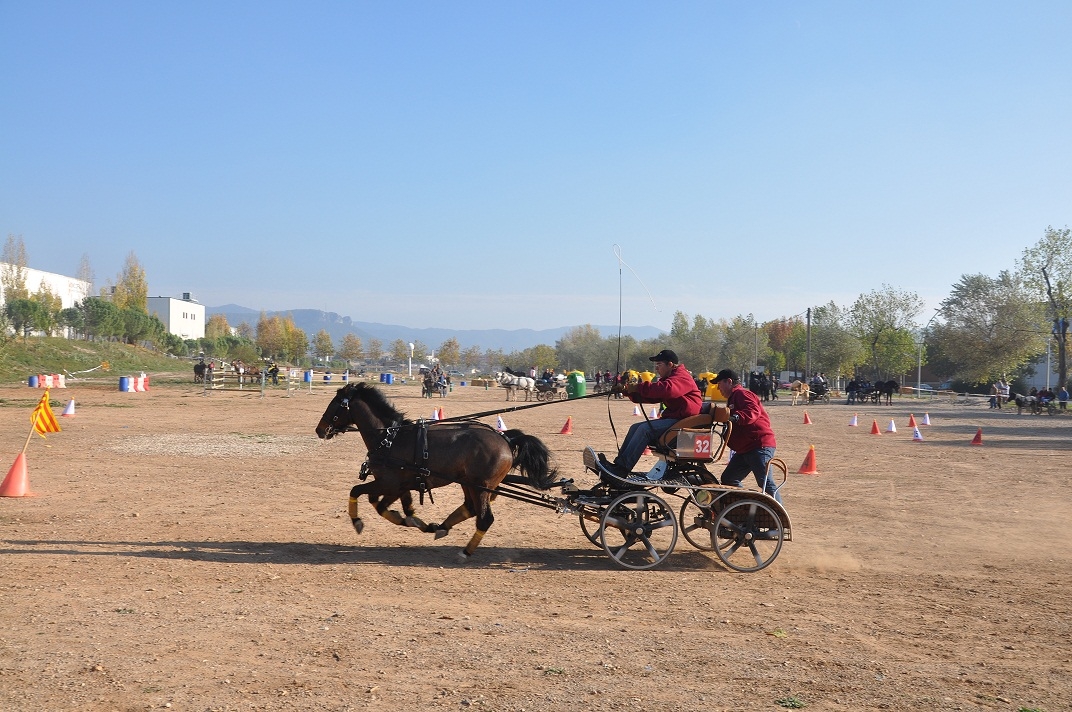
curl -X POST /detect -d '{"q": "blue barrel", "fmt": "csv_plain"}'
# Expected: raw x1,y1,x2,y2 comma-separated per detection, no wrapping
119,376,130,391
324,372,332,382
303,370,312,383
28,375,39,387
384,373,394,385
460,381,466,387
379,373,386,383
342,372,349,382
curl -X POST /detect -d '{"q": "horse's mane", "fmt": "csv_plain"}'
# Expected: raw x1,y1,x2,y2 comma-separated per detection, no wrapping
347,382,413,426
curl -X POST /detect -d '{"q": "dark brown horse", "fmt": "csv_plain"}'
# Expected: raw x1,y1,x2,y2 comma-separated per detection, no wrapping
315,382,557,559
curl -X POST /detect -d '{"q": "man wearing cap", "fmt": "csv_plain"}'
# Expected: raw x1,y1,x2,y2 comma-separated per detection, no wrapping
599,349,702,477
714,368,783,503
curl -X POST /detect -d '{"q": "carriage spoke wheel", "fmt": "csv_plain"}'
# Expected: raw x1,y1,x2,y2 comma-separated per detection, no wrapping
712,499,784,572
679,498,716,551
578,505,606,548
598,491,677,570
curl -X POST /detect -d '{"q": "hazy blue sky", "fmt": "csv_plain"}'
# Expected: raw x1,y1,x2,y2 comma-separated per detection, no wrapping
2,2,1069,330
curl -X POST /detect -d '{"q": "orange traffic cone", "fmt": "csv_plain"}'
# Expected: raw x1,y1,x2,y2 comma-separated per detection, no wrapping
886,419,897,433
642,446,652,456
797,445,819,475
0,453,34,497
559,416,573,435
907,414,917,428
61,400,76,417
870,419,881,434
803,411,813,425
912,426,924,442
849,413,858,426
922,413,931,425
437,407,444,420
970,427,983,445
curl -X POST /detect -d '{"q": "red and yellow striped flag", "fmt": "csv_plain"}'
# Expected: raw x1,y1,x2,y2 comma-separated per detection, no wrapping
31,390,61,438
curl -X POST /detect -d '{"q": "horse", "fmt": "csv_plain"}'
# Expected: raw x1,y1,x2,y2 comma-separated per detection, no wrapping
875,379,900,405
1009,392,1039,415
495,372,536,401
422,372,447,398
315,382,558,559
193,361,206,383
789,380,810,406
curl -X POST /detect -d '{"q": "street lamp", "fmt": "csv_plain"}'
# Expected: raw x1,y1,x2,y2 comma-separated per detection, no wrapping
408,342,414,378
916,310,941,399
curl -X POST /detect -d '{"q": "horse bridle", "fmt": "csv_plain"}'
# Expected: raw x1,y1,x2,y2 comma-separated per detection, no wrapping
323,385,403,451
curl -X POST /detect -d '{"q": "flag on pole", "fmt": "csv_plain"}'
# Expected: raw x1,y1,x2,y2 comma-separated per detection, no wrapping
32,390,61,438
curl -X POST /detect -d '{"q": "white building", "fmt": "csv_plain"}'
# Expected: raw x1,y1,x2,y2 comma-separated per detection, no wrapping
147,293,205,340
0,263,91,309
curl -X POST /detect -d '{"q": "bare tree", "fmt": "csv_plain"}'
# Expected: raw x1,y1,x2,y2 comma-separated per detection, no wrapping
1,234,29,302
1018,226,1072,388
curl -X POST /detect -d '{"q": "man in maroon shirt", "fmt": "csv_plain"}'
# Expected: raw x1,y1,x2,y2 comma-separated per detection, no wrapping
714,368,783,503
599,349,702,476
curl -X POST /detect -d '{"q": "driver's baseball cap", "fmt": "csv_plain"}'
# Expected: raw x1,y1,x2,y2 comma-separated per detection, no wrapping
649,349,678,364
715,368,738,383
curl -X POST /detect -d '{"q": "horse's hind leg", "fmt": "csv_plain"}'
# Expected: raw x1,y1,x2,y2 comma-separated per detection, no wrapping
399,491,437,532
460,490,495,559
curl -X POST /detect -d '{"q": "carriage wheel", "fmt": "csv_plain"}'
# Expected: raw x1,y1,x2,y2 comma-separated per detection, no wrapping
599,491,678,570
712,499,784,572
577,505,605,548
679,498,716,551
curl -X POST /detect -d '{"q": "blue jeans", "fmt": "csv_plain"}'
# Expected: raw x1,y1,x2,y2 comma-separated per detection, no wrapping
616,418,680,473
720,446,783,503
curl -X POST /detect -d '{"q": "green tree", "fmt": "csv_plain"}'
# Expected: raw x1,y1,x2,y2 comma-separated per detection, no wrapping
5,298,40,338
437,337,461,367
412,340,429,364
338,333,364,363
810,302,864,383
555,325,604,372
1,234,29,302
30,281,63,336
932,271,1046,383
719,315,760,376
82,297,123,340
312,329,334,362
60,306,85,337
460,344,483,370
121,307,154,344
848,285,925,379
367,338,383,364
1018,225,1072,389
668,311,724,372
112,251,148,312
391,339,409,363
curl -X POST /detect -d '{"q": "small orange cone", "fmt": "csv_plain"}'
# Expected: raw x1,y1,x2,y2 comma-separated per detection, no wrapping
970,427,983,445
797,445,819,475
642,446,652,456
849,413,858,426
559,416,573,435
870,419,881,434
61,400,76,417
912,426,924,442
0,453,34,497
922,413,931,425
886,419,897,433
803,411,813,425
437,407,444,420
907,414,917,428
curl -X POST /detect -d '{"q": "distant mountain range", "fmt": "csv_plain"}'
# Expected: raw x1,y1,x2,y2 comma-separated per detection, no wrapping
206,304,665,352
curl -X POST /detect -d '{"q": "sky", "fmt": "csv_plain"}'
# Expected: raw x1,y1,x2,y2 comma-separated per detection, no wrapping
2,1,1070,332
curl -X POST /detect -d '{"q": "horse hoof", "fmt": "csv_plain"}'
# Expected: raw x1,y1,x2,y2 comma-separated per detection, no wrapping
423,522,440,534
458,550,473,562
351,518,365,535
434,528,449,540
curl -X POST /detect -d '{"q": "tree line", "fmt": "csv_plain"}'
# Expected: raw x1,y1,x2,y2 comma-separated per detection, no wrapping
4,225,1069,389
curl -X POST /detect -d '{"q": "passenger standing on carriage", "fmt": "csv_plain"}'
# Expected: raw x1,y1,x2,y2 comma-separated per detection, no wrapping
713,369,783,504
599,350,702,476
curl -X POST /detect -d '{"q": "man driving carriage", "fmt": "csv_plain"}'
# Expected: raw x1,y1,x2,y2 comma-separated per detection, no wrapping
597,349,702,477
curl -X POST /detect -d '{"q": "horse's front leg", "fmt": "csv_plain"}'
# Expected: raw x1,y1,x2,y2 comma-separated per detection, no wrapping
399,490,437,533
348,481,387,535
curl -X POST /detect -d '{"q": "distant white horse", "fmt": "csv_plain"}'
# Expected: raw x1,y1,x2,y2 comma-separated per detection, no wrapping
495,372,536,401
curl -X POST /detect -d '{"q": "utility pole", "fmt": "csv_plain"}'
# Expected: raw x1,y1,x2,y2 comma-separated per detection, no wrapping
805,307,811,380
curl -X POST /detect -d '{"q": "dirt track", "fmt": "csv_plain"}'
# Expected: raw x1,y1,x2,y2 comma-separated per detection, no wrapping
1,378,1069,711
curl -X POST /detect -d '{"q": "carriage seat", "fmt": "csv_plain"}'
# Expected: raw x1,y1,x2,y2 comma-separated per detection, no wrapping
656,403,729,461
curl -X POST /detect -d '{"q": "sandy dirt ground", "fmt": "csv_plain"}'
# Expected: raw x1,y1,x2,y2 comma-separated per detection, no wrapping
0,376,1070,712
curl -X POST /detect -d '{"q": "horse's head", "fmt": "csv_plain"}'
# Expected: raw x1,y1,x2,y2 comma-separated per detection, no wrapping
316,384,357,440
315,382,409,441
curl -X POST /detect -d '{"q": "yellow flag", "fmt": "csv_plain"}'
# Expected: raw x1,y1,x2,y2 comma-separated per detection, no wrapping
32,390,61,438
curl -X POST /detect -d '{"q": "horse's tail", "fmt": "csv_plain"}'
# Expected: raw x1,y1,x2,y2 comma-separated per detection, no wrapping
502,429,558,490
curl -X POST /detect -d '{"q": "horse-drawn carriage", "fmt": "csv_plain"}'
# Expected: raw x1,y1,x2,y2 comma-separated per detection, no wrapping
534,380,567,401
316,383,791,571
